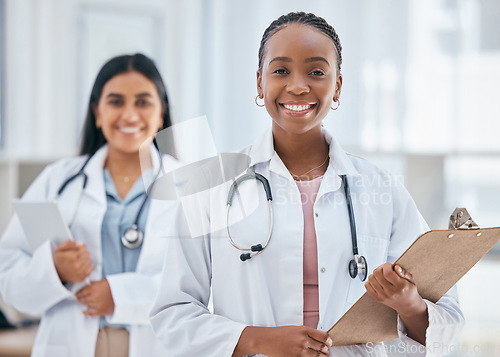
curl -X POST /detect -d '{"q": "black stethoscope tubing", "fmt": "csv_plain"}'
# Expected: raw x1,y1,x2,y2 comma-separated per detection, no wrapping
57,152,156,249
226,172,368,281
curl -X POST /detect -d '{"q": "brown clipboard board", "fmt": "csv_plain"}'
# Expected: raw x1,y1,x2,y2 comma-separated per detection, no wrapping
327,226,500,346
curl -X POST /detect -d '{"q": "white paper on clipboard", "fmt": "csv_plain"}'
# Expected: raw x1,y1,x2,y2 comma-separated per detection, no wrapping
12,200,73,251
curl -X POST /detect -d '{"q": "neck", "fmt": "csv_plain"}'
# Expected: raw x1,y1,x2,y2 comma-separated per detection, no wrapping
105,148,153,177
272,126,329,180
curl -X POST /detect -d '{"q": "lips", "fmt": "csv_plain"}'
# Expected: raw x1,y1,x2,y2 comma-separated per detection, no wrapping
279,102,317,115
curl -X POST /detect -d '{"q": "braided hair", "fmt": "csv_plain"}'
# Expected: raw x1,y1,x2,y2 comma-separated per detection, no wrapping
258,12,342,73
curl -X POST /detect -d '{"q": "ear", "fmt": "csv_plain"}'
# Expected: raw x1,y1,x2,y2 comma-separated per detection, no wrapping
333,73,343,102
256,70,263,98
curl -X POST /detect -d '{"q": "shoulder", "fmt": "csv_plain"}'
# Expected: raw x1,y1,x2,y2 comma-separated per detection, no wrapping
20,155,90,200
345,152,391,178
324,128,393,182
339,151,404,194
42,155,89,177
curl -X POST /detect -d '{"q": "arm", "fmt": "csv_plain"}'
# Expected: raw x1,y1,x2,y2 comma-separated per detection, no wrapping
234,326,333,357
150,202,248,356
365,263,429,345
151,199,337,357
365,178,464,351
0,166,74,315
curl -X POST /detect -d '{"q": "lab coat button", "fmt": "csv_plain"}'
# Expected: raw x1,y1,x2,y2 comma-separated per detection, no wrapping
315,212,319,217
320,267,326,273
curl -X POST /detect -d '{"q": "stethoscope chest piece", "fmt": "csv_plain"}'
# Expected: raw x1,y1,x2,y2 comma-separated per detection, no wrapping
349,254,367,282
121,224,144,249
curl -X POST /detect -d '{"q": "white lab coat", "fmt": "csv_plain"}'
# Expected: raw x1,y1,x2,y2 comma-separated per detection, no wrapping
150,128,464,357
0,145,176,357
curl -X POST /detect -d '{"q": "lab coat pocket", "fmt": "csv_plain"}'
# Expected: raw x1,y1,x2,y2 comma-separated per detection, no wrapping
345,234,389,305
31,345,69,357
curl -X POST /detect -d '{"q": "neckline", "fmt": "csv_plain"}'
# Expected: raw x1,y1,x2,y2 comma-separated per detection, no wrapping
294,174,324,184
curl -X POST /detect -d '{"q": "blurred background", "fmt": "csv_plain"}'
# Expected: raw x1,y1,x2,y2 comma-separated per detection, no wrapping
0,0,499,355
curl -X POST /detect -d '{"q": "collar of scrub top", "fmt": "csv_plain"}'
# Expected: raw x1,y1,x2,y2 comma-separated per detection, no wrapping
58,143,166,206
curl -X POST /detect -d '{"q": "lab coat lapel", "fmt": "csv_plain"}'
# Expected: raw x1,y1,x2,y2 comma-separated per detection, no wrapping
248,128,274,168
81,145,108,206
249,128,295,180
137,148,178,270
316,130,361,200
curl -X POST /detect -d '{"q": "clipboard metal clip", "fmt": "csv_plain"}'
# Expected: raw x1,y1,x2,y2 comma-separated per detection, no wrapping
449,208,480,230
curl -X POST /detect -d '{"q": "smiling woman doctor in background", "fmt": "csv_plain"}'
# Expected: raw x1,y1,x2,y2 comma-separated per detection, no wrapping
150,12,464,357
0,53,176,357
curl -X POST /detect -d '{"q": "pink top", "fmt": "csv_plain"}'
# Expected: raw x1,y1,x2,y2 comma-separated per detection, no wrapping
295,175,323,328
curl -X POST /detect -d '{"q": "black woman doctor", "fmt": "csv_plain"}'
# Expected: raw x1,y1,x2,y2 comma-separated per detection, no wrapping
150,12,464,357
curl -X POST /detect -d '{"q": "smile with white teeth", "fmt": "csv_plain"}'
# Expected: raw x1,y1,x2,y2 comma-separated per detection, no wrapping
282,104,314,112
118,127,142,134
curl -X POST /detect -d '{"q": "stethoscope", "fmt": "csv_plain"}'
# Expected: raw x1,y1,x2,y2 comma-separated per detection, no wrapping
57,155,152,249
226,172,368,281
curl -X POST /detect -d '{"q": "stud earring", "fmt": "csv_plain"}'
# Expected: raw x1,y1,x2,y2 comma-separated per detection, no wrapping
255,95,265,107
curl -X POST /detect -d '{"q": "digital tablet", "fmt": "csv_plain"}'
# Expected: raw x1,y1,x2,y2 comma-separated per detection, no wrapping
12,200,73,251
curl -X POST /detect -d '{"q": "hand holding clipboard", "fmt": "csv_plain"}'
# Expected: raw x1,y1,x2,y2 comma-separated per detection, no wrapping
328,208,500,345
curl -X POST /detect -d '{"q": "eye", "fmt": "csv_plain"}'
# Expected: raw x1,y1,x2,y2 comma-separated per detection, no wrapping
310,70,325,76
136,99,151,107
272,68,288,75
108,98,123,106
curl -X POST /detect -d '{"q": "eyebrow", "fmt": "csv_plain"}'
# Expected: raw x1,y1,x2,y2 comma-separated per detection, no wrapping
269,56,292,65
269,56,330,66
305,57,330,66
106,92,154,98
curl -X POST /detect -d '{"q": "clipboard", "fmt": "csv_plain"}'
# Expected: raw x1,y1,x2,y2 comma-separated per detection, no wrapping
328,208,500,346
12,200,73,252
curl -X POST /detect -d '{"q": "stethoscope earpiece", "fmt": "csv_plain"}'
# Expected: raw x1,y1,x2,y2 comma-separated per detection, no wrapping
240,253,252,261
251,244,263,252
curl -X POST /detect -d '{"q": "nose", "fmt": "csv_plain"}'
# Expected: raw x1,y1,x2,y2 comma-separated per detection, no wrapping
122,103,140,122
287,73,310,95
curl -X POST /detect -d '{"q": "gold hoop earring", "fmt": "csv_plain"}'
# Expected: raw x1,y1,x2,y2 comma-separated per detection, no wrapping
255,95,265,107
331,99,340,111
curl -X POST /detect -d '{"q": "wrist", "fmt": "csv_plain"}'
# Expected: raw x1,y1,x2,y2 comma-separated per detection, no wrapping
398,298,428,320
234,326,269,357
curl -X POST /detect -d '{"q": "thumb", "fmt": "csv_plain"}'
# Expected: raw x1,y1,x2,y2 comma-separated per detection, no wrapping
394,265,415,284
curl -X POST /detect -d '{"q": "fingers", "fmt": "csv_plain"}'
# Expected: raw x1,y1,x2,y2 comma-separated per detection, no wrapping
368,263,409,291
78,256,94,279
73,245,93,281
76,281,97,302
366,263,399,301
83,308,101,317
307,328,332,347
307,328,332,355
394,265,415,284
307,344,330,356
